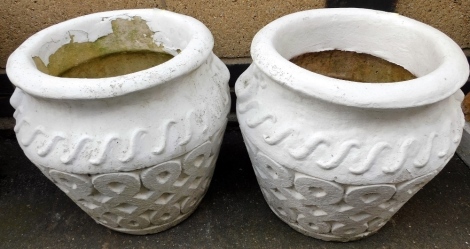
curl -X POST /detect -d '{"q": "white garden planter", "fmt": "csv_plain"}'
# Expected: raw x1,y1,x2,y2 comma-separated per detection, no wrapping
7,9,230,235
236,8,469,241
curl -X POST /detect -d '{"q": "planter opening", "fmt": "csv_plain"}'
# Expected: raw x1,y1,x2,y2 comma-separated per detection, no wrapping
33,17,175,78
290,50,416,83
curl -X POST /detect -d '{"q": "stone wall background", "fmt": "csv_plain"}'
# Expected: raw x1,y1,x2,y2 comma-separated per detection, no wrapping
1,0,469,68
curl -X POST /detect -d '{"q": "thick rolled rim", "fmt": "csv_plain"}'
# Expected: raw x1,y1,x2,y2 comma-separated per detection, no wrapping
251,8,469,109
6,9,214,99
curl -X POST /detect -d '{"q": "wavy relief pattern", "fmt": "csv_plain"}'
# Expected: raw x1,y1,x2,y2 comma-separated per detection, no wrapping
236,69,461,175
12,89,205,166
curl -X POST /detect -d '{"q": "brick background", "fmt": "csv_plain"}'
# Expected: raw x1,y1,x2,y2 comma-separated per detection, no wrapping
1,0,469,68
396,0,470,49
165,0,325,58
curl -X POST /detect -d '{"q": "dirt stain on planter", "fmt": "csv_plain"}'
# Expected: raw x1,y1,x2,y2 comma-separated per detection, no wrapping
33,17,174,78
290,50,416,83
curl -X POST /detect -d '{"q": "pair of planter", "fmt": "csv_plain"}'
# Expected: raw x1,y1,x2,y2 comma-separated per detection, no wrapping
6,8,469,241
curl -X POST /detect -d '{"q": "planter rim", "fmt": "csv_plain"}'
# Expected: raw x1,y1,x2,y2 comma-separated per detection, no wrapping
6,9,214,100
251,8,469,109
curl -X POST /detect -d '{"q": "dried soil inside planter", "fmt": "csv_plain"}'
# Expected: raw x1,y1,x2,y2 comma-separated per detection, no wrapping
59,51,173,78
290,50,416,83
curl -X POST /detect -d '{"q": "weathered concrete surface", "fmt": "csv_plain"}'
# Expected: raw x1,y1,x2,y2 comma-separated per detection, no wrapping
1,126,470,248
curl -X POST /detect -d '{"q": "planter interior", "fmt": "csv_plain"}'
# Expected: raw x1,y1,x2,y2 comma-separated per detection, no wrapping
290,50,416,83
